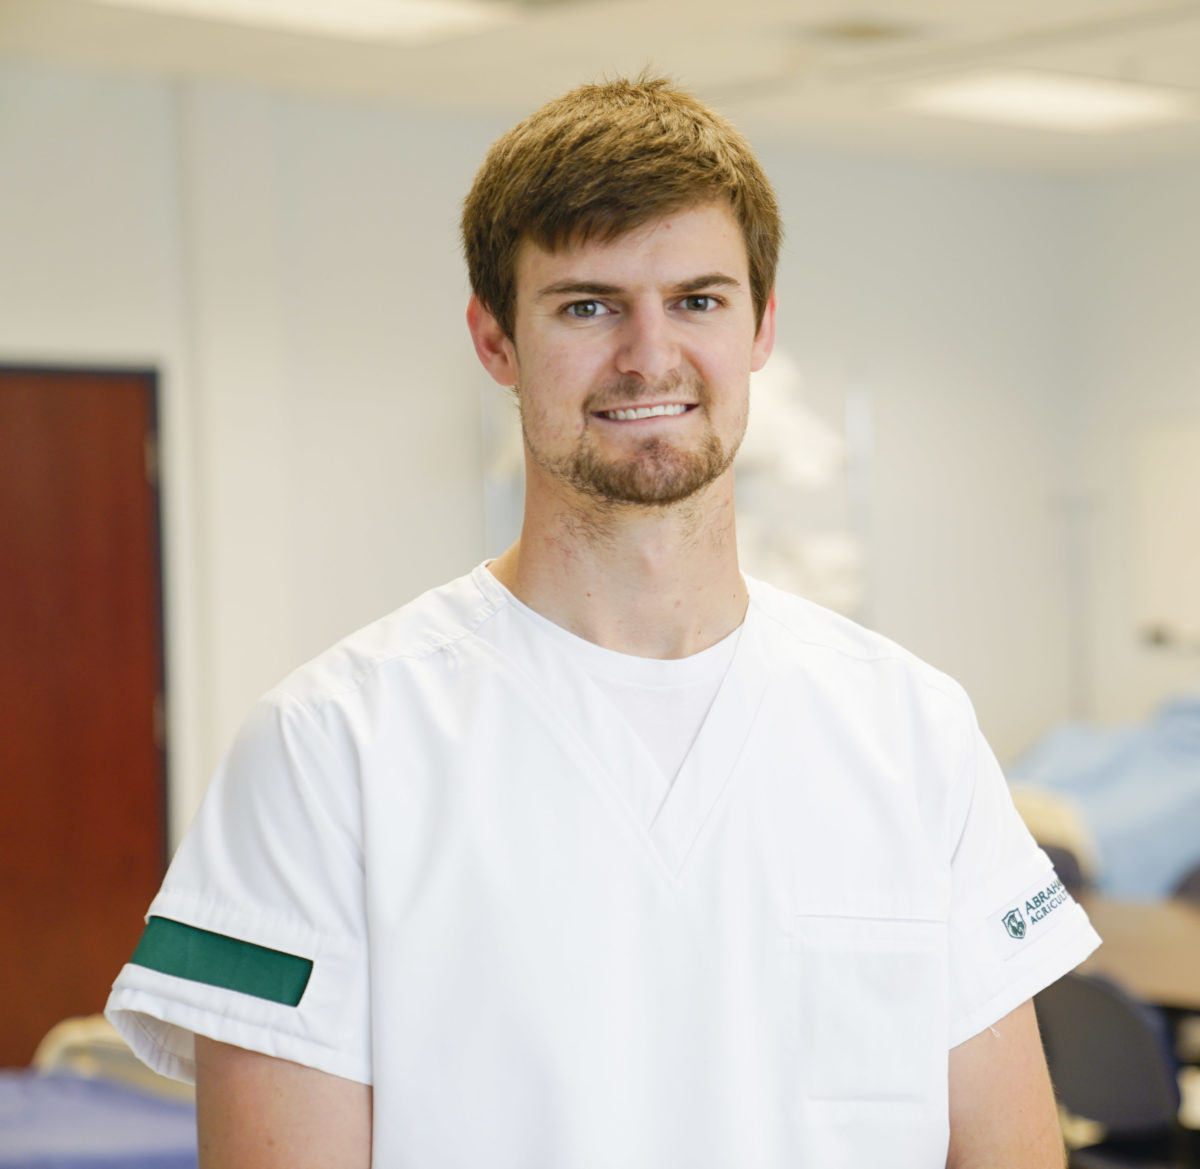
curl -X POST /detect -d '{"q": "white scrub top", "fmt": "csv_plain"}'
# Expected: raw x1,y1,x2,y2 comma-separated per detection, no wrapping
107,565,1099,1168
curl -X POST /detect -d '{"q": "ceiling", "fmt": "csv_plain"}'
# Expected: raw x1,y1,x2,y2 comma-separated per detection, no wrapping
3,0,1200,170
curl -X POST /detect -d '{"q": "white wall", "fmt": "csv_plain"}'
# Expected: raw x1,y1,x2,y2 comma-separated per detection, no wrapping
0,61,204,840
4,57,1195,837
1072,160,1200,723
176,83,493,816
0,62,494,835
763,147,1080,757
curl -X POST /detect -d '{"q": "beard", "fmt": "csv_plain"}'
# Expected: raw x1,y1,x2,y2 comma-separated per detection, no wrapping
551,429,732,506
519,374,745,507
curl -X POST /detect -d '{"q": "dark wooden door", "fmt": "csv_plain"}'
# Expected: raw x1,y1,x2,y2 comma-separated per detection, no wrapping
0,367,166,1067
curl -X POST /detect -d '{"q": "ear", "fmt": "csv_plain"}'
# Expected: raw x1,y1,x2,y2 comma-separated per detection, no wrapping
467,296,518,386
750,289,777,373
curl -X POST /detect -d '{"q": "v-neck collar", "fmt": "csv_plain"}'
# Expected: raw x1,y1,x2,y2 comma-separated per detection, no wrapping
470,565,774,880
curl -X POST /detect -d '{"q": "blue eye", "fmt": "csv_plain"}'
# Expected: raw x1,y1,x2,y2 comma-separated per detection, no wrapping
565,301,607,319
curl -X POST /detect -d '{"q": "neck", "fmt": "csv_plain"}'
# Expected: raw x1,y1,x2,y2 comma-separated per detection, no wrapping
489,469,746,659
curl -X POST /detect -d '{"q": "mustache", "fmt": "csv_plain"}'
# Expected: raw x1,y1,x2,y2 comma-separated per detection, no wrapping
584,372,705,413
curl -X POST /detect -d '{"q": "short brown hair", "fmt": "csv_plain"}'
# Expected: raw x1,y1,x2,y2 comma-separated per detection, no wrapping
461,75,782,339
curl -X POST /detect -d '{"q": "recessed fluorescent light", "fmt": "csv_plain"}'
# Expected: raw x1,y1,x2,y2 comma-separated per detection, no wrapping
900,70,1197,133
84,0,516,44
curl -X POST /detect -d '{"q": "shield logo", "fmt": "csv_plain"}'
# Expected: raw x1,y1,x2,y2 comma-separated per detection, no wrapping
1003,909,1026,939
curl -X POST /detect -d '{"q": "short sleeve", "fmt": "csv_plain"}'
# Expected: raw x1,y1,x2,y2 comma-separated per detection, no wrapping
105,692,372,1085
944,702,1100,1047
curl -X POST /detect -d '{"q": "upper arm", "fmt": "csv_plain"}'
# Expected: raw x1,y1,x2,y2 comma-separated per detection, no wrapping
946,998,1065,1169
195,1035,372,1169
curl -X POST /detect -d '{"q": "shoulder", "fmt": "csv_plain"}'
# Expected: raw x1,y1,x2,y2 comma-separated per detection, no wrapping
746,574,973,720
267,565,505,715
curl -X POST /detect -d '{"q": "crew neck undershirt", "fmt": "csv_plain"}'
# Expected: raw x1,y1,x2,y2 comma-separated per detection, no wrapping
482,568,742,802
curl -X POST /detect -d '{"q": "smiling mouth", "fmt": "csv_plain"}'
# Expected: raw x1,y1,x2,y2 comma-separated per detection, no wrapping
595,404,696,421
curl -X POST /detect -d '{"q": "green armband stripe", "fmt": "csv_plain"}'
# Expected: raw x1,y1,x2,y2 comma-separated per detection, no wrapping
131,916,313,1007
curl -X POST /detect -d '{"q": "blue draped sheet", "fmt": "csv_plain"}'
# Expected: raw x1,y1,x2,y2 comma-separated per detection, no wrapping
1008,696,1200,899
0,1071,196,1169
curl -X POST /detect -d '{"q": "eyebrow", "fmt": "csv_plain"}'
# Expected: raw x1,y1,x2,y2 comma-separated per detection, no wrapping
535,272,743,299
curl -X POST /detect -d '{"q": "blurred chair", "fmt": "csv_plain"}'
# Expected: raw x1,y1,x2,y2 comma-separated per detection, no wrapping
1173,862,1200,906
1043,842,1091,899
1169,861,1200,1070
1035,972,1192,1168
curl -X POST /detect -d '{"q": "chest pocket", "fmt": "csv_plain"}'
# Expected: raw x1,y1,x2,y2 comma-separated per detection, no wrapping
790,913,948,1103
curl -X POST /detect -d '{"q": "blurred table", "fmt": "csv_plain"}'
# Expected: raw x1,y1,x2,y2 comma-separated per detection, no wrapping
1080,895,1200,1011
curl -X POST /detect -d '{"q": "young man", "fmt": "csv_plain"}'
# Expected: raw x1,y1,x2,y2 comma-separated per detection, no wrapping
107,77,1098,1167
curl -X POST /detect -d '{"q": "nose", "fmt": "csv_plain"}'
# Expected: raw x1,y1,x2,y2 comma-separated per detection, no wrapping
614,305,681,385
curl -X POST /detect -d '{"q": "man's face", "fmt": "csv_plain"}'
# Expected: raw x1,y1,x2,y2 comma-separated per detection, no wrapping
475,201,776,509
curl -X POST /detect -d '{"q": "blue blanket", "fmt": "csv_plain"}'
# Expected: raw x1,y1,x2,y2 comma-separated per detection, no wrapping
1008,696,1200,899
0,1071,196,1169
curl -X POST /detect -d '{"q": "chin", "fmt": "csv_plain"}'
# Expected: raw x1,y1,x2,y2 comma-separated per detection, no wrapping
571,436,734,506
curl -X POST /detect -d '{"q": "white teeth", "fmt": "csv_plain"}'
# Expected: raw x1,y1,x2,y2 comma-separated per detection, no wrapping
601,404,690,421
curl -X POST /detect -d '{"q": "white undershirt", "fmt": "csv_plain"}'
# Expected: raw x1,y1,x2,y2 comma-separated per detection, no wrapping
496,582,741,809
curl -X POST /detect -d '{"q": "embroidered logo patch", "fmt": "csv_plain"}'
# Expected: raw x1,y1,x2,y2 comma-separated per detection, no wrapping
992,873,1074,956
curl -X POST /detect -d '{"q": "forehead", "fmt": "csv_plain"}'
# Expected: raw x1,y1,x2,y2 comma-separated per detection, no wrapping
513,201,749,294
